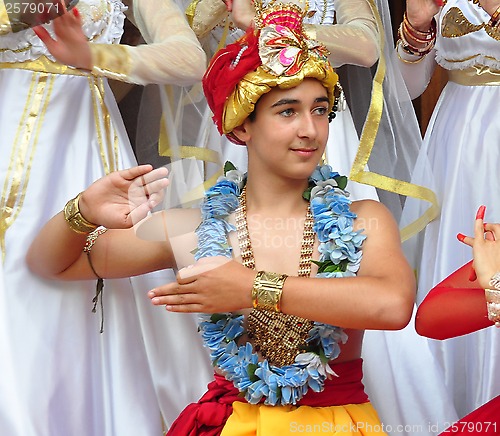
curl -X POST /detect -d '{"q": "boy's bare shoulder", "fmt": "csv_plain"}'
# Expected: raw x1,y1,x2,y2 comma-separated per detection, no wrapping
350,199,389,216
350,199,398,233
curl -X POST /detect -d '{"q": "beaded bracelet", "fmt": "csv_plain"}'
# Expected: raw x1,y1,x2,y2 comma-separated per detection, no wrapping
485,289,500,328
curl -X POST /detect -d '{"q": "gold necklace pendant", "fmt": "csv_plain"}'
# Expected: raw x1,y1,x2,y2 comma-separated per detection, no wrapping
236,187,316,367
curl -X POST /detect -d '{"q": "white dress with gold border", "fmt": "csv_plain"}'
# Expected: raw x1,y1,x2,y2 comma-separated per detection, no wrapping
399,0,500,421
0,0,208,434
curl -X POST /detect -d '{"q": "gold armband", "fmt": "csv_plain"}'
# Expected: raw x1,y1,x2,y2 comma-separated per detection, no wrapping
63,193,99,234
251,271,287,312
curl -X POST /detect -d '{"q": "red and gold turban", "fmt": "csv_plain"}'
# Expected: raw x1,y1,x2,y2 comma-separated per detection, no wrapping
202,1,339,145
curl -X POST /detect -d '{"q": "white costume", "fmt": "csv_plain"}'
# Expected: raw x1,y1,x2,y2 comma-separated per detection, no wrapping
398,0,500,421
0,0,207,434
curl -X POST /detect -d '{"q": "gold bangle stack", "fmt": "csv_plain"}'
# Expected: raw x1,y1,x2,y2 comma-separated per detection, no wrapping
397,13,436,58
485,272,500,327
251,270,288,312
63,193,99,234
489,5,500,27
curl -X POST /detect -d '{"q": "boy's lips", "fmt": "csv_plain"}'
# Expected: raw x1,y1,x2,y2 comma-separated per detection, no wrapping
290,147,318,156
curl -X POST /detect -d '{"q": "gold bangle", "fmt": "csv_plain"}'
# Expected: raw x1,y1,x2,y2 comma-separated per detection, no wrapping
489,5,500,27
485,288,500,327
396,39,429,64
63,193,99,234
251,270,287,312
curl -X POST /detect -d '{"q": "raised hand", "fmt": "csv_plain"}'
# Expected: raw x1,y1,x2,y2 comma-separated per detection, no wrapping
458,206,500,289
406,0,443,31
79,165,169,230
230,0,256,30
33,3,92,70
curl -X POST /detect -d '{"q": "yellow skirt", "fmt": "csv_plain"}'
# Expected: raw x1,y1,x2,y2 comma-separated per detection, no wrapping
221,401,387,435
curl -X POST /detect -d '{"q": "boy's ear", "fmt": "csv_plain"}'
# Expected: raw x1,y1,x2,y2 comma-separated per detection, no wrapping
231,123,250,145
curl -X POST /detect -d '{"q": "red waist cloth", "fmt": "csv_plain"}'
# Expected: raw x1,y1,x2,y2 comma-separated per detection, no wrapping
167,358,368,436
440,395,500,435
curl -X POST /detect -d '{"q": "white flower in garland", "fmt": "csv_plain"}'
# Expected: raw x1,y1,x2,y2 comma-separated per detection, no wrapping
195,164,366,406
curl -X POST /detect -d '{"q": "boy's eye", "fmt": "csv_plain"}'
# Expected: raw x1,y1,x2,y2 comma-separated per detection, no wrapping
279,108,295,117
314,106,328,115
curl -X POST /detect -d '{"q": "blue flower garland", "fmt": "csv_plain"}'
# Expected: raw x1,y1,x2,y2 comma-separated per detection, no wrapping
195,165,366,406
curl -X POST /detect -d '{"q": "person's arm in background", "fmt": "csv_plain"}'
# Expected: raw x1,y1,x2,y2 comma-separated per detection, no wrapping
416,206,500,339
305,0,379,68
186,0,228,39
188,0,379,67
394,0,442,99
33,0,206,85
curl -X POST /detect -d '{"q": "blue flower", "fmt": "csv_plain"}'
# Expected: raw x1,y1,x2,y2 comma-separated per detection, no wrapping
201,193,239,219
310,165,338,183
206,180,240,197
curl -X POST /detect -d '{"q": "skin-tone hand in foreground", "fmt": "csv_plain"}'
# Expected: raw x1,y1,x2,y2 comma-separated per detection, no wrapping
33,2,92,70
458,206,500,290
27,165,169,280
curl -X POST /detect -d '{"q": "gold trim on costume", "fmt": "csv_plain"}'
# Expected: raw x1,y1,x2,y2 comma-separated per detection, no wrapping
90,76,119,175
349,0,439,242
0,73,54,258
0,56,89,75
0,1,12,35
90,44,132,82
443,7,500,40
448,65,500,85
0,59,120,257
185,0,202,27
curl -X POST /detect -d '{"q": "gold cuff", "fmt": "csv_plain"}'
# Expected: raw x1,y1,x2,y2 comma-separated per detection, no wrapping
485,288,500,328
251,271,287,312
63,193,99,234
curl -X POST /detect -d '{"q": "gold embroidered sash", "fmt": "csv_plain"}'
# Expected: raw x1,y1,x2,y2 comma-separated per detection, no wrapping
448,65,500,86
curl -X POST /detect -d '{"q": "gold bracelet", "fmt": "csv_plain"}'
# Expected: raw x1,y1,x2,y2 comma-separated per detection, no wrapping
485,288,500,328
63,193,99,234
489,5,500,27
396,39,429,64
251,270,287,312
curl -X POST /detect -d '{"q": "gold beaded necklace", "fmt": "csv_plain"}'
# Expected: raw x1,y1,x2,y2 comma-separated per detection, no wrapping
235,187,316,367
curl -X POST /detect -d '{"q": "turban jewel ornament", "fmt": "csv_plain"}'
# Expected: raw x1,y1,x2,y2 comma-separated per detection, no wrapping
202,0,340,145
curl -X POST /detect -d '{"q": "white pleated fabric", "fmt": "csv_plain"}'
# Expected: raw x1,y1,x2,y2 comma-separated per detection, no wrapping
0,0,211,434
399,0,500,422
0,68,162,435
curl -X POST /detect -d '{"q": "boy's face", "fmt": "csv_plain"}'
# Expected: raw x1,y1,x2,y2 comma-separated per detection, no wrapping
235,78,330,180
